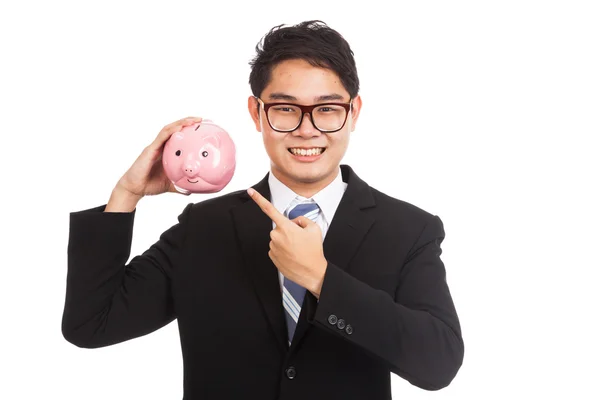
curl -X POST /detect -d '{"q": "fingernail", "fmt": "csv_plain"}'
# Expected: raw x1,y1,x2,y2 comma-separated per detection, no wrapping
247,188,255,196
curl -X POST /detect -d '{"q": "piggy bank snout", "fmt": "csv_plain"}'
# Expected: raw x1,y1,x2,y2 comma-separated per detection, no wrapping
182,159,200,177
180,146,215,178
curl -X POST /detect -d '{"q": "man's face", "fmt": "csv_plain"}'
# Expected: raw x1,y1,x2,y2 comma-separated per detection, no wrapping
248,58,362,188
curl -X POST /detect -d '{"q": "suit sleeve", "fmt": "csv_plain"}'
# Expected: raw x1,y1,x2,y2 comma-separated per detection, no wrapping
306,215,464,390
61,203,192,348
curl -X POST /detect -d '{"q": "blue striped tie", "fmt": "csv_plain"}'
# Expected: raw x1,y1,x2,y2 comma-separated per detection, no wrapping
282,199,320,346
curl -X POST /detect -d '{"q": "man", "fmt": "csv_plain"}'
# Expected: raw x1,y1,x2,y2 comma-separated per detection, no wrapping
62,20,464,399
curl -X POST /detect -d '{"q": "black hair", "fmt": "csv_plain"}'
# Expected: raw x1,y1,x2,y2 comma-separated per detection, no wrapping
249,20,359,99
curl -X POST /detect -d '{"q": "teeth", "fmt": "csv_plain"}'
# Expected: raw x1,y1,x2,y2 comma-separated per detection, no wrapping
290,148,324,156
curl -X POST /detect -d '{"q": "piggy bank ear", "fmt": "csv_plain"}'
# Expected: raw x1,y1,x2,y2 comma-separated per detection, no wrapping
203,133,222,148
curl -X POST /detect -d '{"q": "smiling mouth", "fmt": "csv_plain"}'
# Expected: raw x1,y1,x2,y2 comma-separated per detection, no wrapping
187,179,198,183
287,147,326,156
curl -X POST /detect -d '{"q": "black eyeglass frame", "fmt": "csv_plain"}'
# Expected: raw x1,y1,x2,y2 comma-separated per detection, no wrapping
254,96,353,133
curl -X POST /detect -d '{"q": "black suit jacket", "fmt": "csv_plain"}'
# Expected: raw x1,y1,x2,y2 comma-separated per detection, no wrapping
62,164,464,399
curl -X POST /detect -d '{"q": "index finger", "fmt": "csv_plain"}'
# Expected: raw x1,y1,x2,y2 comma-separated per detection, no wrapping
247,188,287,226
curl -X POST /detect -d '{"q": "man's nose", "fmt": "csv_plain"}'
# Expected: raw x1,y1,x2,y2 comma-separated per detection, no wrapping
296,113,320,137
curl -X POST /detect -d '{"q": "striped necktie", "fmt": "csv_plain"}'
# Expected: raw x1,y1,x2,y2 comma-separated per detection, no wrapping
282,198,320,346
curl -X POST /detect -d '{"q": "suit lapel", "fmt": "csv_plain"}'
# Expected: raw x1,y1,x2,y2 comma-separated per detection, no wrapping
230,172,289,353
230,165,376,354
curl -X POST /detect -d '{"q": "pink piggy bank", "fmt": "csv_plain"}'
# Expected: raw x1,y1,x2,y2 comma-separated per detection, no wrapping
162,119,236,194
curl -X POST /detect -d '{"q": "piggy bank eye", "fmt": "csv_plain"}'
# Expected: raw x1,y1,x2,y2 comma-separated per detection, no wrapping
175,150,181,156
202,151,208,157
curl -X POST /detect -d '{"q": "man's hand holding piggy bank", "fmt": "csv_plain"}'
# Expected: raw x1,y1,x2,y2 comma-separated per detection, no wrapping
109,117,236,212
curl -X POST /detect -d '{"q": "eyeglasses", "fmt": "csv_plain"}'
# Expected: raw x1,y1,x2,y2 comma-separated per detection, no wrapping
255,97,352,133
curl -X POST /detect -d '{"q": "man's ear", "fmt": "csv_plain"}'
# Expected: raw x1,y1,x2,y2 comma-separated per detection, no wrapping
349,95,362,132
248,96,262,132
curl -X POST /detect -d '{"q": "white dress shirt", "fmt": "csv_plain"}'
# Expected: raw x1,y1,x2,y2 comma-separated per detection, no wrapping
267,166,348,294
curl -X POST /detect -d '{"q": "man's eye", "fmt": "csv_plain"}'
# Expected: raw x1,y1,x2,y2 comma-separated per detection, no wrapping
275,107,294,112
202,151,208,157
318,107,333,112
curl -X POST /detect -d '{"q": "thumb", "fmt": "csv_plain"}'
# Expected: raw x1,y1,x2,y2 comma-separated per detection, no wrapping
293,216,313,228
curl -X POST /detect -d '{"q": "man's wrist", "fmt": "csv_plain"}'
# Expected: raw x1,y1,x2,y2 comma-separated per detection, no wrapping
308,258,328,299
105,185,143,213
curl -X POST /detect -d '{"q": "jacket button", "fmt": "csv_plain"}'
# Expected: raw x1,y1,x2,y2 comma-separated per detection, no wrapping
345,324,353,335
285,366,296,380
337,319,346,329
328,315,338,325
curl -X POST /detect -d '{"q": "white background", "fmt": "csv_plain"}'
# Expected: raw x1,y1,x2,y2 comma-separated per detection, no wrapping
1,0,599,398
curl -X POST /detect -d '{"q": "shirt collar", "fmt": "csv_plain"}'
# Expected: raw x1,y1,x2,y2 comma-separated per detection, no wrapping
267,166,347,225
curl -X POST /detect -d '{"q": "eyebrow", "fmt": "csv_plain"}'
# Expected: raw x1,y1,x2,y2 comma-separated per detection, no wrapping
268,92,346,102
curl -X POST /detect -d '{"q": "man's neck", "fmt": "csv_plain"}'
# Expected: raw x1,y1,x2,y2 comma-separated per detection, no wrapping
270,165,339,198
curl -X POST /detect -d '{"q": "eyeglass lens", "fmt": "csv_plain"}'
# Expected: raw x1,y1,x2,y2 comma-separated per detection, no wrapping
267,104,347,131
